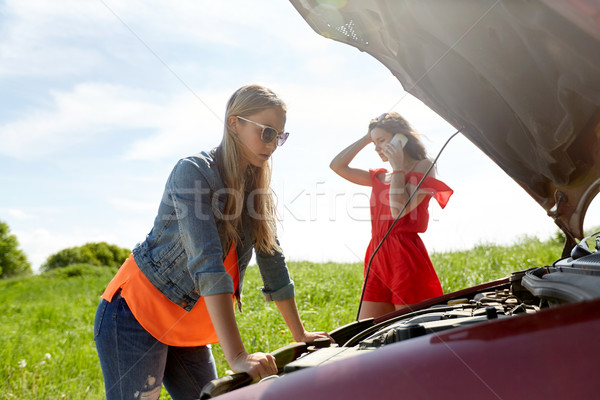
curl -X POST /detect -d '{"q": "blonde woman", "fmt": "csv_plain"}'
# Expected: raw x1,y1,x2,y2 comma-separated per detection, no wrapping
95,84,329,400
331,112,453,320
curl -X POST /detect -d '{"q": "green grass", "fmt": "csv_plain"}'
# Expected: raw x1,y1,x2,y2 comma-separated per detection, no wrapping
432,235,564,292
0,235,567,399
0,264,116,399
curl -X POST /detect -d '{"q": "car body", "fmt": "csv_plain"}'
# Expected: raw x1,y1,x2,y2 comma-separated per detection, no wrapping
200,1,600,398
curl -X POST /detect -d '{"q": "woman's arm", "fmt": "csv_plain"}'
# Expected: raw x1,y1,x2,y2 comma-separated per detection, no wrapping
388,171,428,219
256,243,330,344
384,143,435,219
275,297,331,343
204,293,278,380
330,133,373,186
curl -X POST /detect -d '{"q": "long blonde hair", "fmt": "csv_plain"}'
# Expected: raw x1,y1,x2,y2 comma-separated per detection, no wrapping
215,84,285,255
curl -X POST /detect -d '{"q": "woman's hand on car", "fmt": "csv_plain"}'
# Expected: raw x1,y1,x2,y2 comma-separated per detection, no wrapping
296,330,334,345
231,351,278,380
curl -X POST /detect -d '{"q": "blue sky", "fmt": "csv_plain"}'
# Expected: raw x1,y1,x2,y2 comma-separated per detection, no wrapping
1,0,581,271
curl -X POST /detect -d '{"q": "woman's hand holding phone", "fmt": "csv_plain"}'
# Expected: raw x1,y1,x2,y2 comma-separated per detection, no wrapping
384,134,407,171
389,134,408,149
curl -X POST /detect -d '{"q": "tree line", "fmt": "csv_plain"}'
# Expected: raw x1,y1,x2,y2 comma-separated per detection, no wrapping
0,220,129,279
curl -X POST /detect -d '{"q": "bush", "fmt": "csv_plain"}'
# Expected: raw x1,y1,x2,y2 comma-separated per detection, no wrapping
0,220,32,279
41,242,130,271
43,263,118,279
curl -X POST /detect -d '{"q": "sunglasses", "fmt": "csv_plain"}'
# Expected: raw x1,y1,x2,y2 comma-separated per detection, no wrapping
377,112,388,122
236,116,290,146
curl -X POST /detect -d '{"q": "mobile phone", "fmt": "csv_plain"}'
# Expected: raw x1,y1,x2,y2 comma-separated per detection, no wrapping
390,134,408,149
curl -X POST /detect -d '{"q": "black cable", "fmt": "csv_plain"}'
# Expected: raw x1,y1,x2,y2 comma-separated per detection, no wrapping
356,127,463,320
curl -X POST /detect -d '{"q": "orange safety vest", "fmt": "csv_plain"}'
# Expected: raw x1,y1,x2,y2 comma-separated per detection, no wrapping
101,244,239,347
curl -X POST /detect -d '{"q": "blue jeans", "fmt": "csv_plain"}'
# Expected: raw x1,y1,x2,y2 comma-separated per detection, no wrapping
94,293,218,400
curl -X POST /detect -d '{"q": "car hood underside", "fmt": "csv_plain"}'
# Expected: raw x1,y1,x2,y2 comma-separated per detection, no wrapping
291,0,600,250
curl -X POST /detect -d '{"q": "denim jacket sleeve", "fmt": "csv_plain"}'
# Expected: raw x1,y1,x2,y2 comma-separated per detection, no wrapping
255,241,295,302
169,157,234,297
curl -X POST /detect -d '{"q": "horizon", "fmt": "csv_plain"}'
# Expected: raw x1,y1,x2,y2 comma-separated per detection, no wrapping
2,1,597,272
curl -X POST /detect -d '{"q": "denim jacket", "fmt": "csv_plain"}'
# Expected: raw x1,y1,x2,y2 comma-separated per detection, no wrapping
132,149,294,312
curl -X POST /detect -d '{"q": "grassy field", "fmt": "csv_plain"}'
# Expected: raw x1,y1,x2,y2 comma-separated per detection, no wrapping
0,235,565,399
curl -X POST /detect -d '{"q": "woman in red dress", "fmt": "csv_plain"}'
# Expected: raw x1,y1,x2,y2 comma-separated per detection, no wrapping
331,112,453,319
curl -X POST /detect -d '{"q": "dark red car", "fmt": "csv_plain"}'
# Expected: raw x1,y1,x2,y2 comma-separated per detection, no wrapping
201,1,600,398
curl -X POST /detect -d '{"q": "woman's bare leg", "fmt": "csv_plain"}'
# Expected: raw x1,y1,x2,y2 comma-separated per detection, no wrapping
394,304,413,313
358,301,395,319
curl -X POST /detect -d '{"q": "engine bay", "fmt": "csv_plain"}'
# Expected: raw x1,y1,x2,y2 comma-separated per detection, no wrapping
283,280,538,371
284,236,600,372
200,236,600,398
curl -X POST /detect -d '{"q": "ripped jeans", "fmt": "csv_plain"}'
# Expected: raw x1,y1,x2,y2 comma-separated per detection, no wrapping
94,293,218,400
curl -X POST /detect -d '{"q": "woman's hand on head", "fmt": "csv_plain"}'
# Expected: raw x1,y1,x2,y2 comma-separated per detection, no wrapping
231,351,278,381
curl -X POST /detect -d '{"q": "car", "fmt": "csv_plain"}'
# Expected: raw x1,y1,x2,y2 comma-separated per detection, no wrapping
200,1,600,398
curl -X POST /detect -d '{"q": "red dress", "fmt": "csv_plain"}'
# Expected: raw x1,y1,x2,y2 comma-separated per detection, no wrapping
363,168,453,305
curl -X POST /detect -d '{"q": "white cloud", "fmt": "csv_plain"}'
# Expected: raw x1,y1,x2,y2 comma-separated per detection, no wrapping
121,90,227,161
0,0,325,79
0,83,237,162
0,83,166,159
8,209,35,220
0,0,119,77
107,197,158,214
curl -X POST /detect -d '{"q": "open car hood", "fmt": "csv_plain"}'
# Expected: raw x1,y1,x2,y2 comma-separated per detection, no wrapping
291,0,600,251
